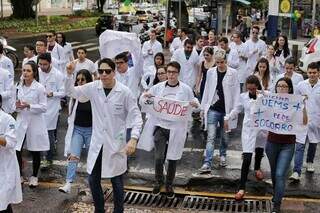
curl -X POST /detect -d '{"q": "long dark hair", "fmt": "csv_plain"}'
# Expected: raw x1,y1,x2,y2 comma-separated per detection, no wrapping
153,65,167,85
254,57,270,90
275,77,294,94
56,32,66,47
154,52,165,69
75,69,93,86
274,35,290,58
23,61,39,84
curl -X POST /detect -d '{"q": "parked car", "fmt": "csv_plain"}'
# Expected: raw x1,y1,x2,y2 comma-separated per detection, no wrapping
135,10,153,23
95,14,115,36
299,36,320,72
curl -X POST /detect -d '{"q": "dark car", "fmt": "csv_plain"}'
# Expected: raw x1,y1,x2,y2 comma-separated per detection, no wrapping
95,14,115,36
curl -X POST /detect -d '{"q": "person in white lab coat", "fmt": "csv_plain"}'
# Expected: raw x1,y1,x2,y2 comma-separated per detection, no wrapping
171,39,199,90
272,58,304,92
218,37,239,70
138,61,199,198
224,75,267,200
59,69,93,194
35,39,61,72
141,52,165,91
38,53,65,167
15,61,49,188
274,35,291,74
56,32,75,65
244,26,267,76
22,45,37,66
142,30,163,70
0,98,22,212
263,45,280,84
290,62,320,181
46,30,66,72
253,57,272,91
72,47,97,79
65,58,143,213
229,31,248,91
0,43,14,82
199,50,240,172
169,28,189,54
0,67,15,114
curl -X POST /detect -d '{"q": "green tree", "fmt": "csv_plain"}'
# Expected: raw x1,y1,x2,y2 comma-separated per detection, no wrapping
10,0,36,19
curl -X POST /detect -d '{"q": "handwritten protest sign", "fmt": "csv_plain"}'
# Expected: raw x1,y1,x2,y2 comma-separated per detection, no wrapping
251,93,307,135
141,96,192,122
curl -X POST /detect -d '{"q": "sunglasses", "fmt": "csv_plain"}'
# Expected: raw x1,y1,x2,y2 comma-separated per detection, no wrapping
46,35,54,38
98,68,113,75
77,77,86,82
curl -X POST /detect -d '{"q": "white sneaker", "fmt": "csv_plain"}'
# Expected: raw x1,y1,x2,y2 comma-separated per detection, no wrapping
289,172,300,181
220,156,227,167
307,163,315,173
199,164,211,173
59,182,72,193
29,176,39,187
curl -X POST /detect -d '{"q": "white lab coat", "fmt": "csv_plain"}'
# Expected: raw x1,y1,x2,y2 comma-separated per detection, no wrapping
229,42,248,83
15,80,50,151
0,55,14,82
226,92,267,152
140,65,156,90
65,77,143,178
244,39,267,75
115,67,141,99
226,48,240,70
201,66,240,130
39,67,65,130
170,37,188,54
64,97,90,157
295,80,320,144
0,68,15,113
171,48,199,89
138,81,199,160
0,110,22,210
22,55,38,66
272,72,304,92
60,42,74,73
275,50,291,74
142,40,163,69
48,42,66,72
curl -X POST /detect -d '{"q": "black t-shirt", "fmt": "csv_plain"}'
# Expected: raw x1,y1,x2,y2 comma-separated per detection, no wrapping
74,101,92,127
211,70,226,113
48,45,54,52
104,88,112,97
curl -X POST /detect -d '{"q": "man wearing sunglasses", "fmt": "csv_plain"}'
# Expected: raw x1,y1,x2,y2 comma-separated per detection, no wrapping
243,25,267,75
46,30,66,72
38,52,65,168
65,58,142,213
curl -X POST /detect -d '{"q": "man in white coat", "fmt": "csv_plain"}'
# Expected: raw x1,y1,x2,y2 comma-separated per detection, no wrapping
218,36,239,70
35,38,61,72
0,67,14,114
0,99,22,212
139,61,199,198
0,43,14,82
46,30,67,72
169,28,189,54
72,47,98,79
199,50,240,172
142,30,163,70
290,62,320,181
38,53,65,167
171,39,199,90
65,58,143,213
244,26,267,75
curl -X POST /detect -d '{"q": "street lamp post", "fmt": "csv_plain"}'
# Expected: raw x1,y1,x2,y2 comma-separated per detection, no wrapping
1,0,3,18
178,0,181,29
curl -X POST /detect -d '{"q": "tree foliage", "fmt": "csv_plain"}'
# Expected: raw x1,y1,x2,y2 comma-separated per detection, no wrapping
10,0,35,19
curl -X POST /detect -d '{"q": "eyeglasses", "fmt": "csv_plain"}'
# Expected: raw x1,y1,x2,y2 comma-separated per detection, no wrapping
276,85,289,88
46,35,54,38
98,68,113,75
77,77,86,82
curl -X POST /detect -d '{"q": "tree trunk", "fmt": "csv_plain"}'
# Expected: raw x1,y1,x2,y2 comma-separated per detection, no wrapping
171,1,189,28
10,0,35,19
97,0,107,12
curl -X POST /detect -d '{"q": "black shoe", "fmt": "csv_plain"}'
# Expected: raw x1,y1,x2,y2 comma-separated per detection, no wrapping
272,204,281,213
165,185,175,199
152,184,161,196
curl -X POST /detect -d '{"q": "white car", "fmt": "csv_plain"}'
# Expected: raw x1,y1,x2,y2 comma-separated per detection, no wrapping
299,36,320,73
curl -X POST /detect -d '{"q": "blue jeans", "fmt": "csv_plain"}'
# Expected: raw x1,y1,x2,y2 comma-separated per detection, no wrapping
204,110,228,167
89,148,124,213
293,142,318,175
66,125,92,183
265,141,295,206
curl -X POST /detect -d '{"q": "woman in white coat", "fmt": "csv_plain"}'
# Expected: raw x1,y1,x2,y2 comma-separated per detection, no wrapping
15,61,49,188
56,32,74,71
274,35,291,74
224,75,267,200
0,98,22,212
59,69,93,193
253,57,272,91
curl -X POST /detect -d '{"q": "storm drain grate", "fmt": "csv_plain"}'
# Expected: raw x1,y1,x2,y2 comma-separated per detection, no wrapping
181,196,272,212
105,189,184,209
105,189,271,212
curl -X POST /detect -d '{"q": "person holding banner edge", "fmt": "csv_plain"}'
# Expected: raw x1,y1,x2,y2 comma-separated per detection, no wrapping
138,61,199,198
265,77,308,213
290,62,320,181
